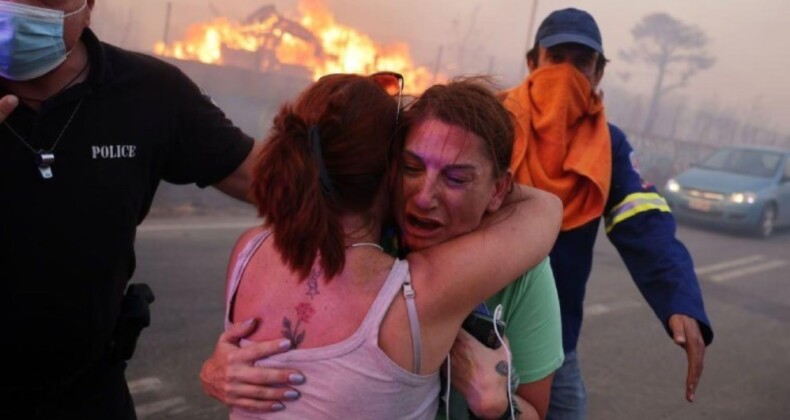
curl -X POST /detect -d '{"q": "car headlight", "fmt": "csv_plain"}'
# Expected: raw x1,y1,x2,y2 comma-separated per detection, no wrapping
666,178,680,193
729,192,757,204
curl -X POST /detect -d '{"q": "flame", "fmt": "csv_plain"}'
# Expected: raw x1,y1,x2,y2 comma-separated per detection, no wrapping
154,0,439,93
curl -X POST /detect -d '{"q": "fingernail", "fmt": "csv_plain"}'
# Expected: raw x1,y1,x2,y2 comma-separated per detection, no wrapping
284,390,301,400
288,373,305,384
242,318,256,327
271,402,285,411
279,339,292,351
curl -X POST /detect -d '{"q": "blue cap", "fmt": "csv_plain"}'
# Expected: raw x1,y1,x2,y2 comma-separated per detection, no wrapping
535,8,604,55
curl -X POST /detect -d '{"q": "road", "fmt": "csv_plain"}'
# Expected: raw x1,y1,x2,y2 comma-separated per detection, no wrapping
127,215,790,419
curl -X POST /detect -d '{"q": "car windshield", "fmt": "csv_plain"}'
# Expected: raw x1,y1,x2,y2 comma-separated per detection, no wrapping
698,148,781,178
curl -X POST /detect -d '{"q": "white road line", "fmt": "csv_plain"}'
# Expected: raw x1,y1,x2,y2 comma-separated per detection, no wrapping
709,260,787,283
695,255,766,275
135,397,187,418
138,221,257,232
586,304,611,316
128,377,162,395
168,404,191,415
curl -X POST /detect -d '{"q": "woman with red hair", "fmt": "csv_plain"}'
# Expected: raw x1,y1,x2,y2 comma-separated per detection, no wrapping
220,73,561,418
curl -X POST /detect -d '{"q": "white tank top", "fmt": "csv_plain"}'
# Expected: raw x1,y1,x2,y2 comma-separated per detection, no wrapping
225,230,440,419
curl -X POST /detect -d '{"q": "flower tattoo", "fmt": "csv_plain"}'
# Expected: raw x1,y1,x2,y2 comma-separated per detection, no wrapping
282,302,315,348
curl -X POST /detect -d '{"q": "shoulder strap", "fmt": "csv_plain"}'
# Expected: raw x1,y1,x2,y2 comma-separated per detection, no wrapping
403,275,422,374
224,230,271,328
358,259,422,374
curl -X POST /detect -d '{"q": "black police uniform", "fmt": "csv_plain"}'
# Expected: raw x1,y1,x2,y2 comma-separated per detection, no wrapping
0,28,254,419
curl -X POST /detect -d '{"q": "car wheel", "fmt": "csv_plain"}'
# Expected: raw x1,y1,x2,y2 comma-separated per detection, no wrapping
754,204,776,238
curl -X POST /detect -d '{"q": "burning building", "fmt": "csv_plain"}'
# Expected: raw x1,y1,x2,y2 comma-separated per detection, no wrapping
153,0,439,138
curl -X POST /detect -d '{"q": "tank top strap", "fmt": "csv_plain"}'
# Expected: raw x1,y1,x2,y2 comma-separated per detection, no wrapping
355,259,422,373
224,229,272,330
355,258,411,338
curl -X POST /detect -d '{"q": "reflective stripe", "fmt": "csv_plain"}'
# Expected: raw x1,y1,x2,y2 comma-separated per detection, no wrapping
605,192,671,233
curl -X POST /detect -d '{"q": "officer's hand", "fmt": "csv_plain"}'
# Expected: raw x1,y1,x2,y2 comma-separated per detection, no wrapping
669,314,705,403
200,319,305,413
0,95,18,122
449,329,511,419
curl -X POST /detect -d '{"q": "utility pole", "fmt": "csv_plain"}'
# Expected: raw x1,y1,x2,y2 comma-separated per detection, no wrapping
431,45,444,85
120,8,133,48
519,0,539,79
163,2,172,46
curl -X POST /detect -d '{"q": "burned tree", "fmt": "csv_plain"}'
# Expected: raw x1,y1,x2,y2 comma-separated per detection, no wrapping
619,13,714,135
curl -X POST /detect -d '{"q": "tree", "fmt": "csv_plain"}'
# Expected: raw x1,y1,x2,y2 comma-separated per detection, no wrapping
619,13,715,135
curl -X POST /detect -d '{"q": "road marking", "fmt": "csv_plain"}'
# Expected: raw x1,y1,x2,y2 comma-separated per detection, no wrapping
709,260,787,283
128,377,163,395
695,255,765,275
135,397,187,418
138,221,257,232
168,405,191,415
586,304,611,316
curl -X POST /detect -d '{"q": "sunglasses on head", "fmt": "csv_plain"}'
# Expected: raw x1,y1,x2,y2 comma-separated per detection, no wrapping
370,71,404,124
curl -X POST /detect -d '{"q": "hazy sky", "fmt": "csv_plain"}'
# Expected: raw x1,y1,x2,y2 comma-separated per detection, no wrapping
95,0,790,132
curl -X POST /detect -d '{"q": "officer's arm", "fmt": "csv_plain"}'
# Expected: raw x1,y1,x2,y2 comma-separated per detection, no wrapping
213,140,263,203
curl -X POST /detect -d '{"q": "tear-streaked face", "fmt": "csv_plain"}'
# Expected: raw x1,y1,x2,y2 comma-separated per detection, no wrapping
397,118,508,251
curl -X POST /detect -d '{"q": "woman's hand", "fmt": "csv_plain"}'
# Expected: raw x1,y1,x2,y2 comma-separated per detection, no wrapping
450,329,511,419
200,319,306,413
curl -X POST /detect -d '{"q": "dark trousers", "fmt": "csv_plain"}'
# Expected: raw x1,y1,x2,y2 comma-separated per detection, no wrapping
1,361,136,420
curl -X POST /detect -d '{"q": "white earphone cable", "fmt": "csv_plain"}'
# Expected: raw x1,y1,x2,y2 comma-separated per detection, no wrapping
493,304,515,420
445,354,451,417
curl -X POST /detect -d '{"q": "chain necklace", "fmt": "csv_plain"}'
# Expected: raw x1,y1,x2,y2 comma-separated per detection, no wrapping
3,98,85,179
347,242,384,251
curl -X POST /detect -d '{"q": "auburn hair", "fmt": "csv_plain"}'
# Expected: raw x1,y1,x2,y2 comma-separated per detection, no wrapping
396,77,515,179
251,74,398,279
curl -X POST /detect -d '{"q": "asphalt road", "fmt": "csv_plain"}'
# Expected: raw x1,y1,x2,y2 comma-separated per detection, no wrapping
127,215,790,419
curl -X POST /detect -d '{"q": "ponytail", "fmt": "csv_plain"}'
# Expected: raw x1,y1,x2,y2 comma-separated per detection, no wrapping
250,74,396,280
251,106,345,279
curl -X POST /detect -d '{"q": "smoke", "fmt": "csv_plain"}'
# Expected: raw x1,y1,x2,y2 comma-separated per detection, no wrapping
93,0,790,135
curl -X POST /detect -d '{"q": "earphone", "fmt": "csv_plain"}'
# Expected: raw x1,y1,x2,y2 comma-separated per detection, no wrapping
493,304,515,420
444,354,452,417
444,304,514,419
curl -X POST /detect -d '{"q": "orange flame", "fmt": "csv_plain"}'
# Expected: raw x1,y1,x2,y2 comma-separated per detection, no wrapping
153,0,439,93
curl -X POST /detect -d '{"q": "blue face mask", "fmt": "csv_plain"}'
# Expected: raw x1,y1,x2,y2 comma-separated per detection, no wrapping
0,1,87,81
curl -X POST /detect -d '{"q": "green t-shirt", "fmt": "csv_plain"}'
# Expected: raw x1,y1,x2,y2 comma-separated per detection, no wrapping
437,257,564,419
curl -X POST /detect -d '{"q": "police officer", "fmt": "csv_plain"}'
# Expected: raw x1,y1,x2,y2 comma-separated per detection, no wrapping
0,1,283,418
